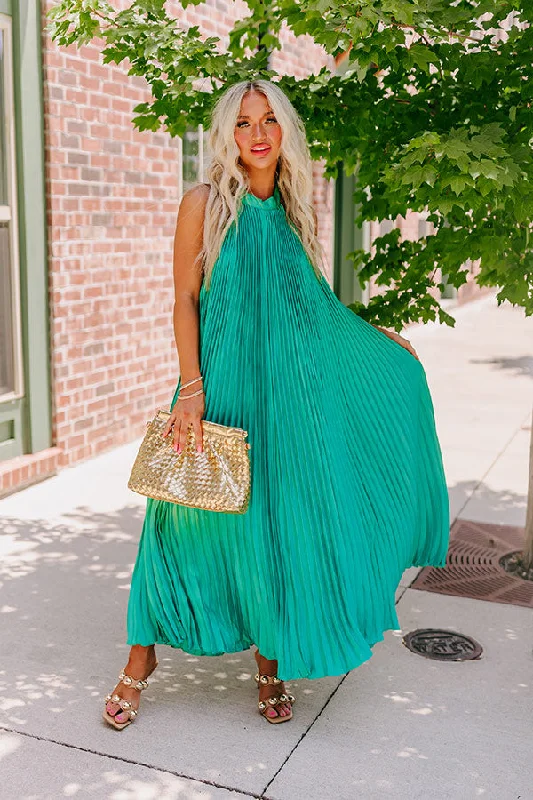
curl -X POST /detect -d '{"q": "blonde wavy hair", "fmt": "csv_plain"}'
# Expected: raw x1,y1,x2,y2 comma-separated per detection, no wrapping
197,79,325,290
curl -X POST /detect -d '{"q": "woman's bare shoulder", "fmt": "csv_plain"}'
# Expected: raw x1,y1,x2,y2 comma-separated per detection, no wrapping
177,183,211,227
181,183,210,203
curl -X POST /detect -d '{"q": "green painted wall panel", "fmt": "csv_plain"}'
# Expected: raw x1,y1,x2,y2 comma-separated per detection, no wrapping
0,1,12,16
333,166,365,307
0,399,23,459
12,0,52,454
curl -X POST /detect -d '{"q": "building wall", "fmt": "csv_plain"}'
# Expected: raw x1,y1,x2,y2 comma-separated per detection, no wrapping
39,0,333,473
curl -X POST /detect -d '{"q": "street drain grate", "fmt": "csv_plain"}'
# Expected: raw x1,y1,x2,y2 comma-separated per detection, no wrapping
402,629,483,661
411,520,533,607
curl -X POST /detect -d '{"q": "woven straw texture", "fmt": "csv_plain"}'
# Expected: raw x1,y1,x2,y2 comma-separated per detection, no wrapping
128,410,251,513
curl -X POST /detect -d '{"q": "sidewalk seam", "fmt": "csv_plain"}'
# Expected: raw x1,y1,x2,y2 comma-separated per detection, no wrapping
259,566,429,800
0,724,261,799
259,672,349,799
452,409,532,525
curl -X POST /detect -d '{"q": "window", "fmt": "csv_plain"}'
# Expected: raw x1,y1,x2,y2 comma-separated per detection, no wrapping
179,124,211,197
0,15,23,401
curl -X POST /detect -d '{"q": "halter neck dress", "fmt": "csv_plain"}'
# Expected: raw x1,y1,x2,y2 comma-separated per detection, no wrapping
126,183,450,681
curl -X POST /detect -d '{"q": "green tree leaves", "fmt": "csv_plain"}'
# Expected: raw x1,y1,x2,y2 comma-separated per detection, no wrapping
46,0,533,325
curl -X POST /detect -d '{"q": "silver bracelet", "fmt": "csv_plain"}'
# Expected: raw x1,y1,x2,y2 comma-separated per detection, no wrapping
177,387,204,400
180,375,203,390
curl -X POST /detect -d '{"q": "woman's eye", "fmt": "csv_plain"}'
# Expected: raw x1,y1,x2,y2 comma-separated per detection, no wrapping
235,117,277,128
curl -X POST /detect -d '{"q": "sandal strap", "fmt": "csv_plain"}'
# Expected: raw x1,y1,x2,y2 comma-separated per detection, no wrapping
104,692,138,719
254,672,282,686
118,669,149,691
255,671,296,711
258,693,295,711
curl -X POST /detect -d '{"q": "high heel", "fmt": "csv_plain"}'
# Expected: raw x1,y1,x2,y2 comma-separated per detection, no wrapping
254,671,296,724
102,662,158,730
253,650,295,724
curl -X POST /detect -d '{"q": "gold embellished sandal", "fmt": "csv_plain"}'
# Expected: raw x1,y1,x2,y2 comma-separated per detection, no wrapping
102,665,157,730
254,670,296,724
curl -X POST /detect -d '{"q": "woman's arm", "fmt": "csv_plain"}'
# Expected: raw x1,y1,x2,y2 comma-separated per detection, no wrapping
162,183,210,452
371,323,419,360
171,184,209,383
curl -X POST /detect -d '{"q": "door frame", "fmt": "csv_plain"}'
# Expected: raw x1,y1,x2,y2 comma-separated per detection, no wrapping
0,0,51,461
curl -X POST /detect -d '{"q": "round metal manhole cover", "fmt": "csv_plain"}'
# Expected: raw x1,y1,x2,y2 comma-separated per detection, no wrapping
402,628,483,661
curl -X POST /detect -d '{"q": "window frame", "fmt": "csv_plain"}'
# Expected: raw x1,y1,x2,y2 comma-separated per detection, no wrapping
178,123,210,200
0,0,52,462
0,12,24,402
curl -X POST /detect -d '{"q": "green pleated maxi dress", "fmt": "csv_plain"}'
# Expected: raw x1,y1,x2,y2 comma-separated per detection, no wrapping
126,183,450,681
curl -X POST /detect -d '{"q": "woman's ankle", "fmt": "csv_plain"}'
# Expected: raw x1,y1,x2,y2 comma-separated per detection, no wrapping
129,644,155,655
126,645,156,673
255,650,278,675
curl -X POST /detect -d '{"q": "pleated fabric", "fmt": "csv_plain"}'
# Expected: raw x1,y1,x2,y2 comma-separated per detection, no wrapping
126,184,450,680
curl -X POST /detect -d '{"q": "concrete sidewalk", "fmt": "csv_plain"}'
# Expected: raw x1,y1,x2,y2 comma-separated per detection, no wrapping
0,293,532,800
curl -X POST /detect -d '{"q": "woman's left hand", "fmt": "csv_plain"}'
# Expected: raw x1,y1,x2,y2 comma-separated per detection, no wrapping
374,325,420,361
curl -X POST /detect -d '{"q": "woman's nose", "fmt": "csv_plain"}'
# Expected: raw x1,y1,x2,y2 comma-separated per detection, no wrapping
251,122,266,138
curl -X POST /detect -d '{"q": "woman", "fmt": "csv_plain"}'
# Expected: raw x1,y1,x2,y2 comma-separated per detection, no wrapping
103,79,449,729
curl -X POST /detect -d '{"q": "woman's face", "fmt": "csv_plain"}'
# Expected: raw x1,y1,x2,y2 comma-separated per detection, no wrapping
234,90,282,174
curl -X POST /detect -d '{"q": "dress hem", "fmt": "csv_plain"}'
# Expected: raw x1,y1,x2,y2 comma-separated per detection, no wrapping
125,572,435,682
126,563,448,680
124,633,387,681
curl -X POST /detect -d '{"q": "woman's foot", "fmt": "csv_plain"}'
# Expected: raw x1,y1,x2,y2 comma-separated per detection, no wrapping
105,645,157,725
254,649,292,720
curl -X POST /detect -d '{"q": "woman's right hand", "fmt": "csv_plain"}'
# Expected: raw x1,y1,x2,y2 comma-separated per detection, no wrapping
162,391,205,453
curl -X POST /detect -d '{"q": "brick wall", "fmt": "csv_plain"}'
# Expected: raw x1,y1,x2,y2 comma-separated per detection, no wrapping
40,0,332,475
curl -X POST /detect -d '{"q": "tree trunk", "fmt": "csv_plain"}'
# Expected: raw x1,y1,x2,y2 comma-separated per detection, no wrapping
523,407,533,569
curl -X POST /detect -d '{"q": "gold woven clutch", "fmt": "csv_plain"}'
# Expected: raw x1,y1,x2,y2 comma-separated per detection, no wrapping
127,409,251,513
